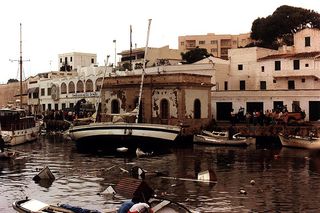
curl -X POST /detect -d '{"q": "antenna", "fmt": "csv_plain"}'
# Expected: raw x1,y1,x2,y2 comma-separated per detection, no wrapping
9,23,30,109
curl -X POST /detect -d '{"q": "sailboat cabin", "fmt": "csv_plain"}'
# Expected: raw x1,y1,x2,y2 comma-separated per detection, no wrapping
100,73,213,136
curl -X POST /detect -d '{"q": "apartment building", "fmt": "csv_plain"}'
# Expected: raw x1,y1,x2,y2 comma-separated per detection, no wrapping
178,33,252,60
118,45,182,70
58,52,97,71
212,28,320,121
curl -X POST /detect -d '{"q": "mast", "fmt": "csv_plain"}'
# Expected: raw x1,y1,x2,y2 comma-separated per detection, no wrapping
129,25,132,71
19,23,23,109
135,19,152,123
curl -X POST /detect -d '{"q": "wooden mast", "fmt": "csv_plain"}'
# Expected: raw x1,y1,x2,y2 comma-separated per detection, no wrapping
135,19,151,124
19,23,23,109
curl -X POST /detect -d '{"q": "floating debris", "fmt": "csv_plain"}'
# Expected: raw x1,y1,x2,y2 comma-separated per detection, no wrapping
239,189,247,195
250,180,256,185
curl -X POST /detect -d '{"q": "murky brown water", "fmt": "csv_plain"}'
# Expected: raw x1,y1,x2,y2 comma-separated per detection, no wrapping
1,135,320,212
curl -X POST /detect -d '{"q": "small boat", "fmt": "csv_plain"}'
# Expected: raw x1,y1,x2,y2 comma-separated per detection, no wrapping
279,133,320,149
0,151,16,159
201,130,228,139
193,133,255,146
12,198,103,213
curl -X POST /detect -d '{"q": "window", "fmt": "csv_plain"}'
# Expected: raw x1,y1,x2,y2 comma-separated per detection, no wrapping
85,79,93,92
61,83,67,94
160,99,169,119
288,80,295,90
199,40,205,45
68,81,75,93
42,104,45,111
224,81,228,90
62,103,66,109
194,99,201,119
240,80,245,90
302,78,305,83
41,88,45,96
273,79,277,83
48,104,52,111
111,99,120,114
238,64,243,70
47,88,51,96
260,81,266,90
293,60,300,70
180,42,184,46
261,66,265,72
76,80,84,93
70,57,72,62
54,104,59,110
305,37,310,47
33,92,39,99
275,61,281,71
305,63,309,67
211,48,218,53
60,58,62,63
91,58,94,64
210,40,217,45
69,103,74,108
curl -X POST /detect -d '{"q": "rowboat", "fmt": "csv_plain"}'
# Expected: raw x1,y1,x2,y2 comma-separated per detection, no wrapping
279,133,320,149
193,133,255,146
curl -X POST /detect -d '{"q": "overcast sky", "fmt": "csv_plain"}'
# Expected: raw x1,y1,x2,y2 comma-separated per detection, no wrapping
0,0,318,83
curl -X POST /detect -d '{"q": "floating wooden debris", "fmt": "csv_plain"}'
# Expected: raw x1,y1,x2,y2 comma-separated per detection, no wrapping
33,166,55,182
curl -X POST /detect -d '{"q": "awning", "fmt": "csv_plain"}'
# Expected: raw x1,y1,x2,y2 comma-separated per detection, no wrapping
27,87,39,94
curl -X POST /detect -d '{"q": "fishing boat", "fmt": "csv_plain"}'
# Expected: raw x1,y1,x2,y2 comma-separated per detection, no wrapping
66,19,181,152
0,108,39,146
193,132,255,146
1,24,40,146
278,133,320,149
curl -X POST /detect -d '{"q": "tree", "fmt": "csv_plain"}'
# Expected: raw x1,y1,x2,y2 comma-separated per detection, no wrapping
181,47,212,64
7,79,18,84
250,5,320,49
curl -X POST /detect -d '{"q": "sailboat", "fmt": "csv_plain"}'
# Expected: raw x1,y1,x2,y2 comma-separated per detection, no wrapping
67,19,181,152
1,23,40,146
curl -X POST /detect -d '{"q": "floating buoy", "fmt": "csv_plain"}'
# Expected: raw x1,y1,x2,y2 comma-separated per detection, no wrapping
250,180,255,185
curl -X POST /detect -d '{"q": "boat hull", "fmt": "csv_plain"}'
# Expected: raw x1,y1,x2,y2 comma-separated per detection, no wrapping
193,134,255,146
68,122,181,152
279,133,320,149
2,126,40,146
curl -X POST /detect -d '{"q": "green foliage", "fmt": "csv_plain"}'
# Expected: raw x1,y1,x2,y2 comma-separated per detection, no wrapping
7,79,18,84
181,47,211,64
250,5,320,49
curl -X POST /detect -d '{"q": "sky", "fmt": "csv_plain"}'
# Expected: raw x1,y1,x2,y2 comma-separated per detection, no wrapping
0,0,319,83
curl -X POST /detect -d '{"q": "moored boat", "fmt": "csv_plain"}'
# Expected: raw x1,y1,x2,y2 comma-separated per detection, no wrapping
0,108,40,146
193,133,255,146
279,133,320,149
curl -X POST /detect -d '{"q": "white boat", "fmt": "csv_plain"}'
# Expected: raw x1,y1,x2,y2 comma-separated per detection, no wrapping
201,130,228,139
278,133,320,149
66,20,181,152
193,132,255,146
0,108,39,146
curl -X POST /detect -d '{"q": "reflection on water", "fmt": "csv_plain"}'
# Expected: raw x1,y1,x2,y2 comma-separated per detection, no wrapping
1,135,320,212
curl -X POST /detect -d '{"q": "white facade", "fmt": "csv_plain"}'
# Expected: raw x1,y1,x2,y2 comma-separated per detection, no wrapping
58,52,97,71
212,28,320,121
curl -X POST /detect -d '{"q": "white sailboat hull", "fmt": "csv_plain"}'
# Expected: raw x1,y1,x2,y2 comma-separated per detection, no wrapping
193,134,255,146
279,133,320,149
3,126,40,146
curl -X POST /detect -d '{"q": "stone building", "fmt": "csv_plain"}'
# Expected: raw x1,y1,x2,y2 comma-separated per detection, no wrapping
100,73,213,135
0,81,28,109
212,28,320,121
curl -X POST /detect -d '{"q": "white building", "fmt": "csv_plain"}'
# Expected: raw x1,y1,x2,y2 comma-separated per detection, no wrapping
212,28,320,121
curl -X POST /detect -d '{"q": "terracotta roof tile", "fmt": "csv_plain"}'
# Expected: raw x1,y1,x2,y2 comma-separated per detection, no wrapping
258,51,320,61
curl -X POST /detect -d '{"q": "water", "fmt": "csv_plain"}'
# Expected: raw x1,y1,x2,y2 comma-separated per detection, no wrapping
1,135,320,212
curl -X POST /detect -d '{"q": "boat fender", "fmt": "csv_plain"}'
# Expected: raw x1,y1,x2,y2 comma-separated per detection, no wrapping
128,202,152,213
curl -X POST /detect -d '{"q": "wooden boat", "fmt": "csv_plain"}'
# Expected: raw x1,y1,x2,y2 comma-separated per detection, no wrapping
202,130,228,139
279,133,320,149
65,20,181,152
193,133,255,146
0,108,40,146
12,198,104,213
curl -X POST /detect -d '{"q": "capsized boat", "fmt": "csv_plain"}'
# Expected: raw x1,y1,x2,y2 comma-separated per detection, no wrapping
279,133,320,149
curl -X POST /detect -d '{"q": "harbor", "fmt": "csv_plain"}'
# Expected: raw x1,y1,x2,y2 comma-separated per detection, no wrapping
2,134,320,212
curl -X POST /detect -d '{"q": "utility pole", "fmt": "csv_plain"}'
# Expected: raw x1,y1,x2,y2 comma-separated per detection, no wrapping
113,39,116,70
9,23,30,109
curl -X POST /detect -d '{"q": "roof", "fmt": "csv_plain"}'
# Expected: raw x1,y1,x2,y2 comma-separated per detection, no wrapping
258,51,320,61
